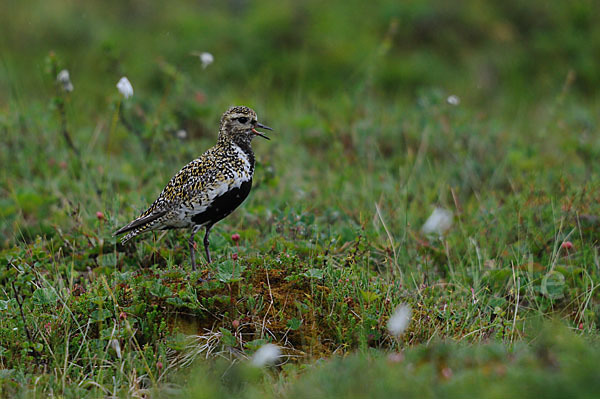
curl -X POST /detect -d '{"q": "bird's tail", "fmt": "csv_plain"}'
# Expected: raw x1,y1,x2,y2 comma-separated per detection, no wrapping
119,230,137,245
115,210,167,244
116,224,152,245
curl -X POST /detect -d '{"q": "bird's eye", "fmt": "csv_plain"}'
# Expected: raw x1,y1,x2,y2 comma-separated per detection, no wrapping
237,117,248,124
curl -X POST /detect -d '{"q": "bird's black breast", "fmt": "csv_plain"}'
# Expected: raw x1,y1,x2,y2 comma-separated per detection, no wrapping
191,179,253,226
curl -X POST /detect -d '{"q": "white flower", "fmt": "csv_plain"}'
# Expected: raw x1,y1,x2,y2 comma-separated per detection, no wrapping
251,343,281,367
116,77,134,99
57,69,73,92
447,95,460,106
421,208,453,237
176,129,187,139
388,304,412,336
199,52,214,69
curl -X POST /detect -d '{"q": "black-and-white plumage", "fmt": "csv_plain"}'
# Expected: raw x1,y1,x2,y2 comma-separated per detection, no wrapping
115,106,272,270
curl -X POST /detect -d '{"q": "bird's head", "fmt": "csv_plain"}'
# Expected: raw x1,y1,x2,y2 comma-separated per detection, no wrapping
218,106,272,145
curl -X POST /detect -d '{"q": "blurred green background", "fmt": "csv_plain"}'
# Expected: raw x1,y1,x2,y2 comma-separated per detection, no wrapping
2,0,600,247
2,0,599,109
2,1,600,397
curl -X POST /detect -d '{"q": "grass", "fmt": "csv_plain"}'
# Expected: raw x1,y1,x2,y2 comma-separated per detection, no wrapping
177,324,600,399
1,0,600,397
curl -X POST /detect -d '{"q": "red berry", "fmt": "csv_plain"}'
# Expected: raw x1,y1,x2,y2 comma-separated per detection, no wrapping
561,241,574,251
232,253,238,261
441,367,453,379
96,211,105,220
194,91,206,104
232,319,240,329
579,322,584,330
157,361,163,370
231,233,240,242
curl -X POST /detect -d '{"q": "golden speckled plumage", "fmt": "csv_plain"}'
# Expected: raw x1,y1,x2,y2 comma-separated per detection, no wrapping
115,106,272,270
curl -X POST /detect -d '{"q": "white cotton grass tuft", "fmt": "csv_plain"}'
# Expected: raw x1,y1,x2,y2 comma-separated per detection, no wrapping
200,52,214,69
57,69,73,92
447,95,460,106
191,51,214,69
421,207,453,237
388,304,412,336
110,339,122,359
176,129,187,139
116,77,134,99
251,343,281,367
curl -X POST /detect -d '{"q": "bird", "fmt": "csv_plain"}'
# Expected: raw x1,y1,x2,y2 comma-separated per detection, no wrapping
115,106,272,271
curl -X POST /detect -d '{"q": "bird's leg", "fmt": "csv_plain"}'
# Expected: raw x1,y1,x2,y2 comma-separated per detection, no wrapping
203,224,214,263
189,225,201,271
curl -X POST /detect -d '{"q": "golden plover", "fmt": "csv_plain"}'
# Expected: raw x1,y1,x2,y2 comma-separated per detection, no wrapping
115,106,272,270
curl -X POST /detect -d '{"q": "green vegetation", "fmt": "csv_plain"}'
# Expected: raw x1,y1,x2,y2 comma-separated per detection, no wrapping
1,0,600,397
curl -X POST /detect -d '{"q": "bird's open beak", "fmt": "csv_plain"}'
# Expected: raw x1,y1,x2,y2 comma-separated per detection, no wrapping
252,122,273,140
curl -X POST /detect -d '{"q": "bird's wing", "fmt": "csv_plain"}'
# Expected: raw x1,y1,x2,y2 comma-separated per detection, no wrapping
158,160,212,205
115,153,221,236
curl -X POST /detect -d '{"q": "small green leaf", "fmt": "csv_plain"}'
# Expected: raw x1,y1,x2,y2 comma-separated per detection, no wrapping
302,268,324,279
360,290,380,302
213,295,231,303
286,317,302,330
32,288,58,305
166,297,185,307
244,339,268,351
216,260,245,283
219,327,236,347
150,281,173,298
0,299,10,311
90,308,112,322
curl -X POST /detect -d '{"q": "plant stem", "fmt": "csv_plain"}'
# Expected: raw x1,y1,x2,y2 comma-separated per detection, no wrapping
57,97,79,155
11,281,33,342
107,99,121,152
